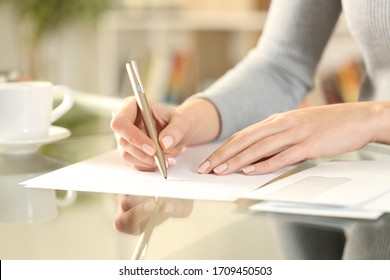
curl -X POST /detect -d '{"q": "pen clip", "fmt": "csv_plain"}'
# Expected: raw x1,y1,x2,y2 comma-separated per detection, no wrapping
126,61,144,94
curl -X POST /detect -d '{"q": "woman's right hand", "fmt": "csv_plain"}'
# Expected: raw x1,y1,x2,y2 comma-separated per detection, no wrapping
114,195,194,235
110,97,220,171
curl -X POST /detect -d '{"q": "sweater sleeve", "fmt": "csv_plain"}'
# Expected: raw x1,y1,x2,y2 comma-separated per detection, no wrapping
189,0,342,140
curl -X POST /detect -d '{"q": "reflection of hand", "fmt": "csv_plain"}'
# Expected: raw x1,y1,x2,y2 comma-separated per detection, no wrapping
198,102,389,175
110,97,220,171
114,194,194,235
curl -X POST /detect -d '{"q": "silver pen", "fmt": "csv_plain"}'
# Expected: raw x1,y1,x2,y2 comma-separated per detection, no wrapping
126,61,167,179
126,61,167,260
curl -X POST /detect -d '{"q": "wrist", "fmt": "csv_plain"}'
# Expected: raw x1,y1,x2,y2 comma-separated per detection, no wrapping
370,102,390,144
176,98,221,145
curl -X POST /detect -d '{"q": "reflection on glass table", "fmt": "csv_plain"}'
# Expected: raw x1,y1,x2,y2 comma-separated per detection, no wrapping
1,91,390,259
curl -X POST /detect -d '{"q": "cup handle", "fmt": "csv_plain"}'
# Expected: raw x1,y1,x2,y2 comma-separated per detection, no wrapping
51,85,74,123
56,190,77,207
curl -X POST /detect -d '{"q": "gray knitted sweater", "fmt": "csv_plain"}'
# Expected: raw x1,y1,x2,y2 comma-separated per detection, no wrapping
192,0,390,140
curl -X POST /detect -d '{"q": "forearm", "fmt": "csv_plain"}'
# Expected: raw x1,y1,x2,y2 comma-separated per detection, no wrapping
190,0,341,139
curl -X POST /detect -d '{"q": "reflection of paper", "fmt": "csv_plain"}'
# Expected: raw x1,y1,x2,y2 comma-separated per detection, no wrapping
250,201,382,220
241,160,390,206
22,142,292,202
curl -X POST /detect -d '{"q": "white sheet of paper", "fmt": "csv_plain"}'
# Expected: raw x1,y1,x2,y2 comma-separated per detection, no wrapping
240,160,390,206
250,201,383,220
21,142,292,202
363,191,390,212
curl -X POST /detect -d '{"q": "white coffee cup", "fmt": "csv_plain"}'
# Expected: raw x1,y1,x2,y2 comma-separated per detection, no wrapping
0,152,77,223
0,81,74,142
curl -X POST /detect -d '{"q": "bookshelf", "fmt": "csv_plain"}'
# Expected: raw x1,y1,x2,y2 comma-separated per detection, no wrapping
97,9,267,102
320,59,364,104
97,4,362,107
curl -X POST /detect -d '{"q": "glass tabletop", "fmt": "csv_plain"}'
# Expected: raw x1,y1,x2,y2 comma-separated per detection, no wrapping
1,91,390,260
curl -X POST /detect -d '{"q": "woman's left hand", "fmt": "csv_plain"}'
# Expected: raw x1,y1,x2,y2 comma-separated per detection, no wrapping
197,102,381,175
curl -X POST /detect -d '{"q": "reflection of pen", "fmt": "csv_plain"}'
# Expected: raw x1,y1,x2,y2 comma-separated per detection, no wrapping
131,197,164,260
126,61,166,260
126,61,167,179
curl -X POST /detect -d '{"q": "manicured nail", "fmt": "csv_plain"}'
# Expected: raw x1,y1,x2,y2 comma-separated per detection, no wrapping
143,200,156,211
167,156,177,167
197,161,210,173
141,144,154,156
213,163,228,174
164,202,176,214
161,136,174,149
243,165,256,174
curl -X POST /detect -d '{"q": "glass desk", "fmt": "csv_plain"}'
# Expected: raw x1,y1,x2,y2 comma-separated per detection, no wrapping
1,92,390,260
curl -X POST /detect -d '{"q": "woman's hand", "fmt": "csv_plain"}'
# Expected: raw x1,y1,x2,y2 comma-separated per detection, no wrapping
114,195,194,235
110,97,220,171
110,97,190,171
111,97,219,234
197,102,388,175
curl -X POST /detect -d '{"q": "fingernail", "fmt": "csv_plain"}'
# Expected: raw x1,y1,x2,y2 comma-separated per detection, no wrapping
167,156,177,167
243,165,255,174
141,144,154,156
111,108,118,117
143,200,156,211
164,202,176,214
197,161,210,173
161,136,174,149
214,163,228,174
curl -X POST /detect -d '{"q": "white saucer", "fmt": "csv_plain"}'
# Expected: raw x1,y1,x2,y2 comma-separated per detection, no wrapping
0,126,71,155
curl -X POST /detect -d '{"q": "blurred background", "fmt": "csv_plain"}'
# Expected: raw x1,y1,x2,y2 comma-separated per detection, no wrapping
0,0,363,105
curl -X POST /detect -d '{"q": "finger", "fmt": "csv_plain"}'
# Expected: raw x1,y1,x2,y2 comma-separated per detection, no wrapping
119,138,178,170
114,198,157,235
212,120,308,175
243,144,308,175
120,150,158,171
116,194,133,212
159,112,192,150
116,195,156,212
163,143,185,159
212,131,295,175
161,199,194,219
197,120,287,174
110,99,156,157
118,137,156,167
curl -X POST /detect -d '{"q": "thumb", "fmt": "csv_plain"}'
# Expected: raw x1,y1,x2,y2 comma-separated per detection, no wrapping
159,112,191,151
